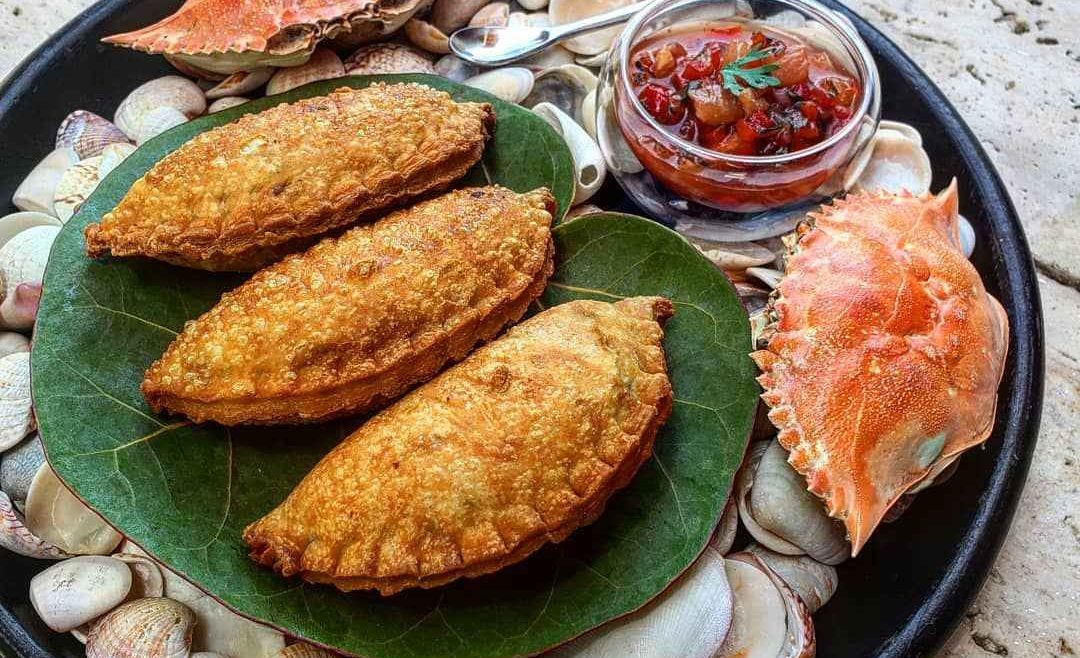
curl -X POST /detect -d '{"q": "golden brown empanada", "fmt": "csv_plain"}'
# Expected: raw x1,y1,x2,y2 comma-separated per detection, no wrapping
141,186,555,425
243,296,674,595
85,83,494,271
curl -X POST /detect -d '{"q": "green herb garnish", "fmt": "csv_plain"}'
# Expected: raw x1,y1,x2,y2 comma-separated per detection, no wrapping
721,47,781,95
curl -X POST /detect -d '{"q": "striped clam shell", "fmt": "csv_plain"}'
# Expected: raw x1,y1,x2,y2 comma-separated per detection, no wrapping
56,111,130,159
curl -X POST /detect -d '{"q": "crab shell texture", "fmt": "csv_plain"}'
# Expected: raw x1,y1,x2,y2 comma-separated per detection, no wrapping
751,181,1008,556
102,0,419,57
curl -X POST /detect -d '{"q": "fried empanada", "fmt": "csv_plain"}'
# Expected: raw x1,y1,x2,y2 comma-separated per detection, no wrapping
243,296,674,595
141,186,555,425
85,83,494,271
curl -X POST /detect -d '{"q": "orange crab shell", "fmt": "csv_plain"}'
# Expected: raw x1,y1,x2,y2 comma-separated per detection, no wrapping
751,182,1009,556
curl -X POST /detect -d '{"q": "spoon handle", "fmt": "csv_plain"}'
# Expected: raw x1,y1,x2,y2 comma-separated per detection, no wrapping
546,2,650,42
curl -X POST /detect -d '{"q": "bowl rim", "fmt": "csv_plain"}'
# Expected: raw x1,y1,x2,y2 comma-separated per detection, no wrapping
614,0,881,165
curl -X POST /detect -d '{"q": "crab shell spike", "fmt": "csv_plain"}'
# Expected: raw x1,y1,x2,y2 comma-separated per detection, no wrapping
751,181,1009,555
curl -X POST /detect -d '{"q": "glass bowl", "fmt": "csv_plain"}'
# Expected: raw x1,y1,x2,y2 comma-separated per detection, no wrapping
595,0,881,240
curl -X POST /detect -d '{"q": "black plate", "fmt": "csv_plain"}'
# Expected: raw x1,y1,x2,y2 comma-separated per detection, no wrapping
0,1,1044,657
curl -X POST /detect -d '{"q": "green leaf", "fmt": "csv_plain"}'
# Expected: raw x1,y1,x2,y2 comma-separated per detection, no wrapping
31,71,757,658
720,48,782,96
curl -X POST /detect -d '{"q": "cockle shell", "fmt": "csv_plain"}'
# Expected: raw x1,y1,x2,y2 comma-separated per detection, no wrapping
432,0,490,33
11,147,79,217
1,432,42,509
54,157,103,223
0,489,69,559
266,48,344,96
343,42,434,75
24,464,124,555
276,644,338,658
0,224,60,321
469,2,510,27
0,352,33,451
433,54,478,83
135,106,190,145
208,97,251,113
86,598,195,658
726,553,815,658
114,76,206,143
113,553,165,599
0,212,62,251
549,548,733,657
206,67,273,99
56,111,130,159
98,143,138,180
532,102,606,206
0,332,30,358
752,184,1009,554
463,67,534,103
849,127,932,195
522,64,598,126
687,237,776,271
744,543,839,614
29,556,133,632
549,0,633,55
404,18,450,55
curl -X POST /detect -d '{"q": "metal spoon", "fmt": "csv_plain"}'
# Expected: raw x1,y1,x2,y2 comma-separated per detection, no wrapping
450,2,649,67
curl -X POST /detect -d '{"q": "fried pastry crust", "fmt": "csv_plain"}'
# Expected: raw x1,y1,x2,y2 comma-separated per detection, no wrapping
85,83,494,271
243,296,674,595
142,186,555,425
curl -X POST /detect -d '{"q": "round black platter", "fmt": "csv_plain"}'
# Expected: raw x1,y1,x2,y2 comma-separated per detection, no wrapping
0,1,1044,657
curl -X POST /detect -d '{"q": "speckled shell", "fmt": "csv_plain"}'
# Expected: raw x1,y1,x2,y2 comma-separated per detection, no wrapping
56,111,131,159
85,598,195,658
751,183,1009,554
0,352,33,451
342,42,434,75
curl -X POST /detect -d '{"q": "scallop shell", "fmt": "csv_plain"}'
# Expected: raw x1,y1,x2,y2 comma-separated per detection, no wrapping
432,0,491,34
54,157,103,223
276,644,339,658
849,128,932,195
687,238,776,271
463,67,535,103
266,48,345,96
744,544,838,613
134,106,190,145
0,352,33,451
522,64,598,125
404,18,450,55
208,96,251,114
29,556,133,632
1,432,43,509
114,76,206,142
735,441,804,556
532,102,606,206
519,0,549,9
113,553,165,599
0,489,69,559
469,2,510,27
24,464,124,555
343,42,434,76
205,67,273,100
549,0,633,55
56,111,131,159
0,211,62,251
98,143,138,180
726,553,815,658
434,55,478,83
86,597,195,658
12,147,80,217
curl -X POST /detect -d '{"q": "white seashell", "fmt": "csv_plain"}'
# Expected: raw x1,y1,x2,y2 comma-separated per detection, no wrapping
191,654,229,658
574,51,609,68
564,203,603,221
508,11,550,28
205,68,273,100
98,143,138,180
133,106,189,145
56,111,130,159
434,55,478,83
596,90,643,174
12,147,80,217
469,2,510,27
735,442,804,556
24,464,123,555
710,496,739,555
208,97,251,114
54,157,103,223
520,45,577,71
276,643,339,658
579,88,598,140
958,213,976,258
343,43,435,76
432,0,491,33
549,548,733,657
851,128,932,195
744,544,839,613
86,597,195,658
404,18,450,55
745,266,784,290
716,558,788,658
687,238,776,271
748,440,849,565
726,553,815,658
266,48,345,96
0,331,30,359
0,489,69,559
0,211,62,252
0,283,43,332
519,0,549,9
29,556,132,632
532,103,606,206
764,9,807,28
0,352,33,451
70,624,92,644
549,0,633,55
1,431,42,509
523,64,598,126
113,553,165,599
878,119,923,146
463,67,535,104
0,224,60,322
114,76,206,142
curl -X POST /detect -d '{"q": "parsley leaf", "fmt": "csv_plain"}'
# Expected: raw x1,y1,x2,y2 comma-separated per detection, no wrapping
720,47,781,95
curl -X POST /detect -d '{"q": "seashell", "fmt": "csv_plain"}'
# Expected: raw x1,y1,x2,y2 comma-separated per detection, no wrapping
114,76,206,142
549,0,634,55
343,42,435,76
509,11,550,28
29,556,133,632
521,45,577,71
958,213,976,258
98,143,139,180
745,266,783,290
266,48,345,96
463,67,535,104
564,203,603,221
0,211,62,252
531,103,606,206
86,597,195,658
764,9,807,28
208,97,251,114
0,331,30,359
24,464,123,555
432,0,492,34
12,147,80,217
849,128,932,195
522,64,598,125
595,91,643,174
735,441,804,556
0,223,60,324
710,496,739,555
164,54,228,81
276,643,338,658
579,87,598,140
191,654,229,658
519,0,549,9
133,106,190,145
575,51,609,68
70,624,92,644
434,55,478,83
113,553,165,599
328,0,432,50
0,489,69,559
54,157,103,223
878,119,923,146
744,543,838,613
725,553,815,658
549,548,733,657
1,432,43,509
0,352,33,451
686,238,776,271
404,18,450,55
469,2,510,27
0,283,43,332
56,111,130,159
205,67,273,100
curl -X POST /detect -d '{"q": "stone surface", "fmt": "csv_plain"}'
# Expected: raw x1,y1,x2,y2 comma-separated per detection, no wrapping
0,1,1076,657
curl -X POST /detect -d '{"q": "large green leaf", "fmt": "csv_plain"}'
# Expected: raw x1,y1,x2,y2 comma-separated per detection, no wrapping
31,69,756,658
